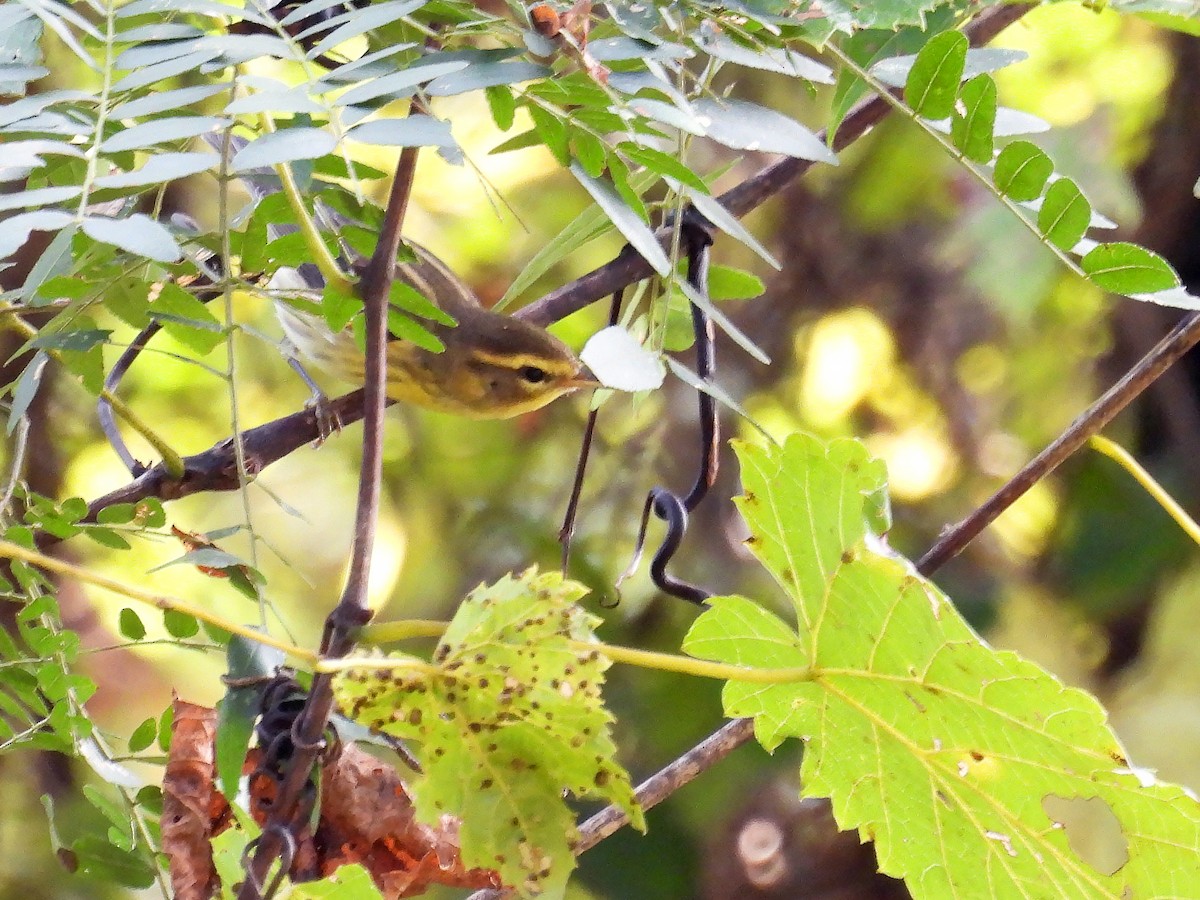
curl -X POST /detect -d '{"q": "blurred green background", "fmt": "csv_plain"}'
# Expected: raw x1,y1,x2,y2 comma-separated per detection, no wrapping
4,4,1200,898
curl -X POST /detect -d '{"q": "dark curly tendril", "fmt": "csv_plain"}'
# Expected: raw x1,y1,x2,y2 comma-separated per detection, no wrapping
561,208,718,608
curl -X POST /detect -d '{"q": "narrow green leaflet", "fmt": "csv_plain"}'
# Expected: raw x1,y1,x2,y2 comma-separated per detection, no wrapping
1081,242,1180,295
993,140,1053,201
570,163,670,277
684,434,1200,899
1038,177,1091,251
904,30,967,120
335,570,642,900
951,74,996,164
81,214,182,264
497,169,659,307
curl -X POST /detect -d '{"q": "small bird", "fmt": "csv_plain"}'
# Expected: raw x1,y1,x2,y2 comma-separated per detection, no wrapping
212,133,594,418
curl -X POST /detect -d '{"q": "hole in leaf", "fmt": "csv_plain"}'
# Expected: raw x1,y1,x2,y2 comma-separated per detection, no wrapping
1042,794,1128,876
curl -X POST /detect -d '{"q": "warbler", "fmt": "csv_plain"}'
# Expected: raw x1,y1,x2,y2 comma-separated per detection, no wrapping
269,242,593,418
214,134,592,418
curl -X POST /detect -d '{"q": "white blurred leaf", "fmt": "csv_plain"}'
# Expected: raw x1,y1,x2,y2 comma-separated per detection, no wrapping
581,326,665,392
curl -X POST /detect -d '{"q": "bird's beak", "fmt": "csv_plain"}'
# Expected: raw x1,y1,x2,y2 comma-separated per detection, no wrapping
566,366,603,391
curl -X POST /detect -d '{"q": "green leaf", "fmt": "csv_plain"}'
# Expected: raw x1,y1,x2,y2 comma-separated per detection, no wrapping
321,286,360,333
217,634,282,802
618,142,707,192
904,30,967,119
336,569,642,899
498,168,661,306
97,503,137,525
489,127,542,156
118,608,146,641
0,211,73,260
1037,177,1091,251
290,864,385,898
1081,242,1180,295
109,83,227,119
151,281,223,354
485,83,516,130
390,280,455,327
993,140,1053,201
698,32,833,82
426,59,549,96
951,74,996,163
94,151,217,189
83,526,131,549
685,434,1200,899
528,104,570,167
69,834,155,888
333,59,467,107
384,308,444,353
708,265,765,301
8,351,47,434
81,214,182,264
128,717,157,753
163,609,200,639
30,328,111,352
303,0,425,58
99,116,225,153
231,128,338,171
572,130,607,179
570,163,670,277
692,98,837,164
348,114,455,149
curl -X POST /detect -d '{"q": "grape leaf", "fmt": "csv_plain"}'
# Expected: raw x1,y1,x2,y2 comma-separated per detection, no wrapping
336,570,642,899
684,434,1200,899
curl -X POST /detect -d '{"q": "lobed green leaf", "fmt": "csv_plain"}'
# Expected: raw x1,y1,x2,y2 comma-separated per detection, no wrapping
686,434,1200,899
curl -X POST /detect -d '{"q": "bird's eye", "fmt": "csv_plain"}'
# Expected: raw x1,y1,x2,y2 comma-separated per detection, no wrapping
519,365,547,384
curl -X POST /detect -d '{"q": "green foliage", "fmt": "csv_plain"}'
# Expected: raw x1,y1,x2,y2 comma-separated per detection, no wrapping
854,36,1196,307
3,1,1199,897
336,570,642,898
685,435,1200,898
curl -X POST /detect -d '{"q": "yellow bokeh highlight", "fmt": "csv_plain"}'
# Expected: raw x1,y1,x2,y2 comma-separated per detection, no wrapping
993,4,1172,140
798,308,895,428
956,344,1008,397
866,427,957,502
991,479,1059,560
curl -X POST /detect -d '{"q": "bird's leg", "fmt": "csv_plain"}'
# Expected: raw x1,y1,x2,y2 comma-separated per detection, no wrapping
280,336,341,444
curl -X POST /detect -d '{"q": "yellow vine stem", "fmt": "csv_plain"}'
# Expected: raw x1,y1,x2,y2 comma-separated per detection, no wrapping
0,540,314,665
1090,435,1200,546
357,620,451,642
2,315,185,478
256,114,355,298
354,621,813,685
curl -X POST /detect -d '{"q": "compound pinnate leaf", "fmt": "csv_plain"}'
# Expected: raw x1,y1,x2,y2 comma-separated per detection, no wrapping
336,570,641,899
685,434,1200,899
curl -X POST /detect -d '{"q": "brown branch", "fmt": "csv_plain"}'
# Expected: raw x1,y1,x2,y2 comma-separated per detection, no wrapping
237,141,419,898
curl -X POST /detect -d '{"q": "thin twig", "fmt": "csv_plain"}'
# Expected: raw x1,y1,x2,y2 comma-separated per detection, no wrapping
917,311,1200,575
